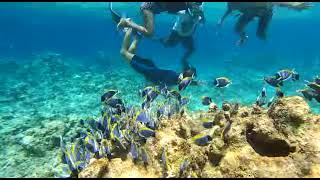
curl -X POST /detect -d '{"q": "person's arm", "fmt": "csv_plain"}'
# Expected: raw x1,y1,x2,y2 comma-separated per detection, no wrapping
120,28,135,61
273,2,313,11
128,33,140,54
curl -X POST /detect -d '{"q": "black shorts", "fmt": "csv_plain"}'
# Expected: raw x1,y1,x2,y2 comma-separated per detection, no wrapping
130,55,179,85
140,2,188,14
161,30,194,51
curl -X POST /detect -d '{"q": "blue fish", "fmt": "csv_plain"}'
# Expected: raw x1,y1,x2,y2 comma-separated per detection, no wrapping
307,82,320,92
179,159,190,177
298,88,318,101
87,119,98,131
103,128,111,140
84,134,99,154
138,127,155,138
202,121,214,129
141,100,151,110
180,97,190,106
264,76,283,87
201,96,212,106
113,136,127,150
146,89,160,102
110,115,119,124
130,141,139,162
178,77,193,91
126,105,137,119
102,114,110,129
101,90,118,102
140,147,149,165
105,98,124,108
213,77,231,88
102,141,112,159
96,145,105,159
93,130,103,143
192,134,212,146
275,69,293,81
169,90,182,102
140,86,153,98
157,106,165,119
136,111,151,124
63,141,85,174
146,119,156,130
179,68,196,80
111,123,123,140
158,85,170,98
84,149,91,164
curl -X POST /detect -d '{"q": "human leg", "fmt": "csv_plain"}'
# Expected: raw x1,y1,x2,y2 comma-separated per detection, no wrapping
120,28,135,61
256,10,273,40
234,12,255,45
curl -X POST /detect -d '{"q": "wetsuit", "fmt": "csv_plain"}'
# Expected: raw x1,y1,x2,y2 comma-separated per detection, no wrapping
130,55,179,86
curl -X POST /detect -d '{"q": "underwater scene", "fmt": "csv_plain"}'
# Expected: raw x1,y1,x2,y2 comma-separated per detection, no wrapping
0,2,320,178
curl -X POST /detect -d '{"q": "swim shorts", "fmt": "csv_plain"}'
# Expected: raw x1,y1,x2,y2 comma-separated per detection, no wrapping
130,55,179,85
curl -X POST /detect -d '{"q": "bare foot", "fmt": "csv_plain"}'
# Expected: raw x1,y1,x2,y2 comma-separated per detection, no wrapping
117,18,130,29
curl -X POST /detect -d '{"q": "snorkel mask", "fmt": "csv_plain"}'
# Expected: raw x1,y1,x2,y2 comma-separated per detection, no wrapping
188,2,204,19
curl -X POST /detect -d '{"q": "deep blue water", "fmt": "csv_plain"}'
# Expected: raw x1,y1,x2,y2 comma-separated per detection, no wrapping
0,2,319,177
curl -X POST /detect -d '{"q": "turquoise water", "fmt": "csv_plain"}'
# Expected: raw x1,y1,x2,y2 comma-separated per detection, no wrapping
0,2,319,177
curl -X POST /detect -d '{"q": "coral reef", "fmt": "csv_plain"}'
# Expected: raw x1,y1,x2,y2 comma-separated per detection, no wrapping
1,52,319,178
78,96,320,178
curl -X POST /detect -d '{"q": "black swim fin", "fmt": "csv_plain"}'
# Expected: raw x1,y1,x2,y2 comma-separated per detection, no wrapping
109,2,121,24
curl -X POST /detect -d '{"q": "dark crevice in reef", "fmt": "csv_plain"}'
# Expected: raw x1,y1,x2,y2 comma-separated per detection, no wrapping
245,124,293,157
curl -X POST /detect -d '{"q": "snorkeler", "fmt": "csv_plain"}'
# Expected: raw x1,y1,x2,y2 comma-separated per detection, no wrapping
159,3,205,72
117,2,204,38
218,2,313,45
120,26,180,86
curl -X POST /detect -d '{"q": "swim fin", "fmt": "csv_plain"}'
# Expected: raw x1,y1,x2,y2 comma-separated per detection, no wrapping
109,2,121,24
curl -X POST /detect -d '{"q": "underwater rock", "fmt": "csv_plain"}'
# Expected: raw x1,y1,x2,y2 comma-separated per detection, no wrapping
268,96,310,125
78,159,109,178
246,123,294,157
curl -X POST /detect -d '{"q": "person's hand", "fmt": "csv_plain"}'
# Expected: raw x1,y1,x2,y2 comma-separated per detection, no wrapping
292,2,313,11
